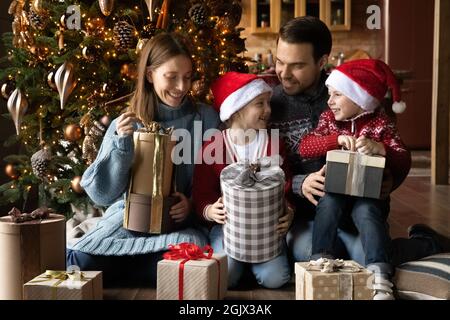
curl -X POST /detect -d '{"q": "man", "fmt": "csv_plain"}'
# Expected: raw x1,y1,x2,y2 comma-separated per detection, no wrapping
270,16,448,269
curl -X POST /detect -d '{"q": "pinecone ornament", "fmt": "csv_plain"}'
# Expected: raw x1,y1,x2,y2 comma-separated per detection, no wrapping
28,7,47,30
113,21,137,52
31,148,52,180
189,3,210,27
82,120,107,165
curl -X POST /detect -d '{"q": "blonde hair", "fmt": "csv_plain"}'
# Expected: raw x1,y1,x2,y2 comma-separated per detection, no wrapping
128,32,192,126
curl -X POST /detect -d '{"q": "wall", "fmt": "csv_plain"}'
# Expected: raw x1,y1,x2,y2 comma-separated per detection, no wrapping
239,0,385,65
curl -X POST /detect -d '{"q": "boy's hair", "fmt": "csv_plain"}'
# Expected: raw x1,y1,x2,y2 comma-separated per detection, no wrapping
278,16,332,62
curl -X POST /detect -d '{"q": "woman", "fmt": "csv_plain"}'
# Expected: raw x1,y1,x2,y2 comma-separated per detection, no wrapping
67,33,220,287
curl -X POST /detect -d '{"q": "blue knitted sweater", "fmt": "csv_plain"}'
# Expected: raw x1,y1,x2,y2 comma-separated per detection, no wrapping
69,99,220,256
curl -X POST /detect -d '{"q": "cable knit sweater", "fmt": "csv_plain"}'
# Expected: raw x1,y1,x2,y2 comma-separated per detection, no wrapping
192,130,293,228
299,108,411,190
69,98,220,256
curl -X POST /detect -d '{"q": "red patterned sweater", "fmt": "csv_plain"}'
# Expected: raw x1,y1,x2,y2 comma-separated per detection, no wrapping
193,130,293,227
299,108,411,190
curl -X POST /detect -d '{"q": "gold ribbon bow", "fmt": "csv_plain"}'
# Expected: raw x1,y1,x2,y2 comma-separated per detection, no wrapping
30,270,88,300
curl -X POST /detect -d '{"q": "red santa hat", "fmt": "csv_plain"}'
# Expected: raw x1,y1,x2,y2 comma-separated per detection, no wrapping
211,72,273,121
325,59,406,114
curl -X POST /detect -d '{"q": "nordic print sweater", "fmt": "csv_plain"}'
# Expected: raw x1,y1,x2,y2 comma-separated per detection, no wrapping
299,108,411,190
69,99,220,256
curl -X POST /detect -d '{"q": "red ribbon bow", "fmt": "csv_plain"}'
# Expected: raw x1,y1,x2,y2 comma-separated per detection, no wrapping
163,243,220,300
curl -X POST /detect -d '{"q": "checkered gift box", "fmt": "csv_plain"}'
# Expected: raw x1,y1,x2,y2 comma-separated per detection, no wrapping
220,156,285,263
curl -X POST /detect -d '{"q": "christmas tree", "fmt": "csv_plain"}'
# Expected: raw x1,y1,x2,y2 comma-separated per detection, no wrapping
0,0,248,217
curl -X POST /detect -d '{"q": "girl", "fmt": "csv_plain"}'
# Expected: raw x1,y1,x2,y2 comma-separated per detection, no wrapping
67,32,220,286
193,72,294,289
299,59,411,300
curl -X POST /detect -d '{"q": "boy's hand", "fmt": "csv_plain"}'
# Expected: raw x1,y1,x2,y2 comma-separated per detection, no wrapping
170,192,192,223
356,136,386,156
277,205,294,236
338,135,357,151
206,197,227,225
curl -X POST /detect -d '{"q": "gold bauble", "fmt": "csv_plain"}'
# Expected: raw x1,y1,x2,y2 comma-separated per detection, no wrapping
82,46,95,62
47,70,57,90
99,0,115,17
5,164,18,179
64,124,83,141
71,176,84,193
1,80,15,99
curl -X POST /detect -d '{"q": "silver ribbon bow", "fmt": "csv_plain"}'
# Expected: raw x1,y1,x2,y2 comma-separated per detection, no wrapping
306,258,362,273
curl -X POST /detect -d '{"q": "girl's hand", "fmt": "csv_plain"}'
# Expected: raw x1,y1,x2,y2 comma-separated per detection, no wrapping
276,205,294,236
338,135,357,151
206,197,227,225
116,112,138,137
356,136,386,156
170,192,192,223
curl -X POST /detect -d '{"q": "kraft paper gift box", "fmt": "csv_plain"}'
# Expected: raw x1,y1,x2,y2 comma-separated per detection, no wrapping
325,150,386,199
157,252,227,300
0,213,65,300
23,270,103,300
220,156,285,263
124,123,177,234
295,260,374,300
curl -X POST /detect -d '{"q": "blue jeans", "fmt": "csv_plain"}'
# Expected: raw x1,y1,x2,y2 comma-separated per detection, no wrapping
66,249,164,287
209,225,291,289
312,193,392,272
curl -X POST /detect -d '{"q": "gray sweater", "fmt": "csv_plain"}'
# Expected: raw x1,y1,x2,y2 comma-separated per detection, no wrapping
70,99,220,256
270,72,329,204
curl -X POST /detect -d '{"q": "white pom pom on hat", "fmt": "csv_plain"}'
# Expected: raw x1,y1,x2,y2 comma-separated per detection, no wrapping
325,59,406,114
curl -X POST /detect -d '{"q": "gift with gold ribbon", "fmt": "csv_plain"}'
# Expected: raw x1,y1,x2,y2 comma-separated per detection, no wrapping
157,243,228,300
295,259,374,300
23,270,103,300
124,122,177,234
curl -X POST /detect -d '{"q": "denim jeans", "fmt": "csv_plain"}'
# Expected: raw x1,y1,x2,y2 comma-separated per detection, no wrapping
209,225,291,289
66,249,164,287
312,193,391,266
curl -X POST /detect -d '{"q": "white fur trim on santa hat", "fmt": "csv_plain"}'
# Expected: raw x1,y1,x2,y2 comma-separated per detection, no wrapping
219,78,272,122
392,101,406,113
325,70,380,112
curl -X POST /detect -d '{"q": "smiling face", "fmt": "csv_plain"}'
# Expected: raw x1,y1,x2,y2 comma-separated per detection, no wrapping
275,39,326,96
146,54,192,107
327,87,364,121
230,92,272,130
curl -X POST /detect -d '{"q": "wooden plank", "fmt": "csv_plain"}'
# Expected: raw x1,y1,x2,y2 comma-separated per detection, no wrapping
432,0,450,185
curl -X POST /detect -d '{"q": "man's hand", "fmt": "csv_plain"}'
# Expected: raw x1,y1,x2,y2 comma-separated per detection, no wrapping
301,165,326,206
169,192,192,223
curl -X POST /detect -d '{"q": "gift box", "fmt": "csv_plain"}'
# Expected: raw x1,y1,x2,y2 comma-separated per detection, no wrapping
124,123,176,234
325,150,386,199
295,259,374,300
23,270,102,300
0,212,65,300
157,243,227,300
220,156,285,263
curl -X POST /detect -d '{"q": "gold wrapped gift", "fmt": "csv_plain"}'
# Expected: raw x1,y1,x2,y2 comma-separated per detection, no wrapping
295,259,374,300
124,122,176,234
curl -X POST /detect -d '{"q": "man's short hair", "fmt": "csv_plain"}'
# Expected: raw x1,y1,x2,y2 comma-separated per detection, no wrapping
278,16,332,62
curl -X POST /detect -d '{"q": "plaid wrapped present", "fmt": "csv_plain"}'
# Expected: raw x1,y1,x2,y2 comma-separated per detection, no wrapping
220,155,285,263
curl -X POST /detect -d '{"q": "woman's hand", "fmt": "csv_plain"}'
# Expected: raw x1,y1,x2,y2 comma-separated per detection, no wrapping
338,135,357,151
170,192,192,223
206,197,227,225
277,204,294,236
116,111,138,137
356,136,386,156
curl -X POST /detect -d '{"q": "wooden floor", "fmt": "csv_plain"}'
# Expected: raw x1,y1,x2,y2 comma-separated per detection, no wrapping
104,166,450,300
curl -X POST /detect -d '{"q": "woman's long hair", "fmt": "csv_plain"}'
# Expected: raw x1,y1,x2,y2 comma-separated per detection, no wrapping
129,32,192,126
